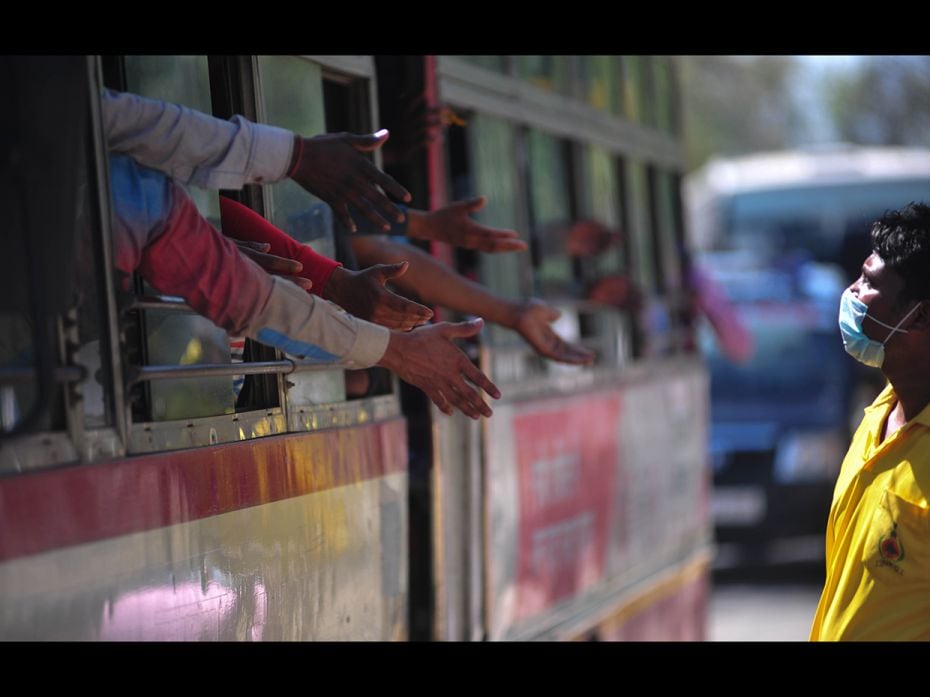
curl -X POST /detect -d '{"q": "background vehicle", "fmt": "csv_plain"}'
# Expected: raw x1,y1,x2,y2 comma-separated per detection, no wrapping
0,55,709,640
687,146,930,564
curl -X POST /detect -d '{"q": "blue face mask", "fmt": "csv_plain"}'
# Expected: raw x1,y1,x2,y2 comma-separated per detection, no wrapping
838,288,920,368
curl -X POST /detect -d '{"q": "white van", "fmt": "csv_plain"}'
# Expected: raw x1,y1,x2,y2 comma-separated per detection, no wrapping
686,144,930,279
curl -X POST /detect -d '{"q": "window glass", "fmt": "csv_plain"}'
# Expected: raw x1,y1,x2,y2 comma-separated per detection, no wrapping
581,56,621,115
654,170,683,293
653,57,676,134
628,160,658,295
469,114,528,346
526,129,573,297
124,55,236,420
515,56,571,94
580,144,624,277
257,55,345,404
621,56,643,123
456,55,508,73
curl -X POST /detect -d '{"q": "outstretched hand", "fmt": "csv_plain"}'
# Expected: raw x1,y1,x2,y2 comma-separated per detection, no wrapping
378,318,501,419
513,299,596,365
324,262,433,331
291,130,412,233
234,240,313,291
408,197,528,253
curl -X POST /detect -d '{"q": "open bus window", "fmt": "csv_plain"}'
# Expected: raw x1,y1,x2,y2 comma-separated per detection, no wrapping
515,56,572,95
580,56,622,116
620,56,649,125
652,57,678,135
123,56,237,421
466,113,532,349
256,55,346,405
579,144,625,280
526,129,575,298
455,56,509,74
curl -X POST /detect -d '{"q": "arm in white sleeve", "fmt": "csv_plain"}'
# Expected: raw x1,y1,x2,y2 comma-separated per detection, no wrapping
102,88,296,191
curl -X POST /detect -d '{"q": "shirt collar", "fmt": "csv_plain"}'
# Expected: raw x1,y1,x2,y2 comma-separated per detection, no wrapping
866,382,930,429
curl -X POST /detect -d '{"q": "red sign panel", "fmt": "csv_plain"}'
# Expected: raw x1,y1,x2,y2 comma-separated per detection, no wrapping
512,394,622,620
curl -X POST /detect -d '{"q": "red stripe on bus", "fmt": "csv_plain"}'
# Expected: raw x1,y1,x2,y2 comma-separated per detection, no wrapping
0,418,407,562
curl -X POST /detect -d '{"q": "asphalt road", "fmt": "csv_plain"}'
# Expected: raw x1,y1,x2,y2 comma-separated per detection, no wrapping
709,559,825,642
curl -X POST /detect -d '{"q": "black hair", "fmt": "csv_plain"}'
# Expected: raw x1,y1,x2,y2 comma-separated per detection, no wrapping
871,202,930,305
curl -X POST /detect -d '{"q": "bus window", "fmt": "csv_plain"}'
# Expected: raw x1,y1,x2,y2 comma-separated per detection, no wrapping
123,56,220,226
525,129,575,298
123,56,236,421
515,56,572,95
467,113,531,348
621,56,642,124
580,56,622,116
652,57,678,136
622,56,657,127
455,56,509,73
627,160,658,296
654,169,684,295
579,144,625,278
256,56,345,406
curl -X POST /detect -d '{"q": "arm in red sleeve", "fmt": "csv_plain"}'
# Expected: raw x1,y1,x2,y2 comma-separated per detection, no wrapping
219,196,341,296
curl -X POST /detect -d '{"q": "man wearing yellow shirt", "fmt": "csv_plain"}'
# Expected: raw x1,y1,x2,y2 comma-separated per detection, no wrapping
811,203,930,641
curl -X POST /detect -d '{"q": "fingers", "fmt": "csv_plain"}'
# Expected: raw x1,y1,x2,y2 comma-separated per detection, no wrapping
459,358,501,400
353,165,411,215
375,298,433,330
442,317,485,340
468,224,529,253
425,386,455,417
483,237,530,253
376,261,409,282
444,379,491,419
347,131,412,203
554,342,597,365
332,201,358,234
459,196,486,214
235,240,271,253
345,129,390,152
542,333,596,365
282,275,314,291
344,185,397,232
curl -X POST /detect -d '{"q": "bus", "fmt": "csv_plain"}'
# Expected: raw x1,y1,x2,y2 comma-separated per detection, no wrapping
0,55,710,641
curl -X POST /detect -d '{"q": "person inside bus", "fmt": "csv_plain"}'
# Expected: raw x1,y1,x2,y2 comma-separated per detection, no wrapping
220,196,595,398
103,89,526,253
109,152,500,419
810,202,930,641
101,88,552,416
222,196,595,384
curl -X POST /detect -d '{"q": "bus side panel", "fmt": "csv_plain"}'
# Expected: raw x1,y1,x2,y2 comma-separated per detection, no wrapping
485,360,711,640
0,420,407,640
592,552,710,641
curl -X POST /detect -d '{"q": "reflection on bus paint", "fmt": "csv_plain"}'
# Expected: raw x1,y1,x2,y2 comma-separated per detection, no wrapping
100,579,267,641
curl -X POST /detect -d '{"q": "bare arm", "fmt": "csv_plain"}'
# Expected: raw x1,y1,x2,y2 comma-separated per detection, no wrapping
350,235,595,365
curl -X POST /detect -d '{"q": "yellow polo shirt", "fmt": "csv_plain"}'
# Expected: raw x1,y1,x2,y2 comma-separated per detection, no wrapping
810,383,930,641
